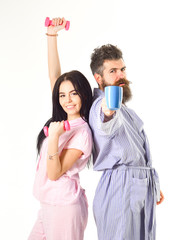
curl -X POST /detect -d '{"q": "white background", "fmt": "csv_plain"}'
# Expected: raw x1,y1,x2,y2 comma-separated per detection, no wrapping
0,0,169,239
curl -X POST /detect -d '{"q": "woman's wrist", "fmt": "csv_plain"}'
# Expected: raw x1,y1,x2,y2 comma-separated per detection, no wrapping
46,33,58,37
47,27,58,36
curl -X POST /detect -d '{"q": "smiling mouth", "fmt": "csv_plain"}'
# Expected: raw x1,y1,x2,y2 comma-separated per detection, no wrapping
66,105,75,109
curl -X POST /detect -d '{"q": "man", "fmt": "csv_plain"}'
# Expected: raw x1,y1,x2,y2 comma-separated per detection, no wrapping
89,44,164,240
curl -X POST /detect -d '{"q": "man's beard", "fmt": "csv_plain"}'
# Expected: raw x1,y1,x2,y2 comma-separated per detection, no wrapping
102,78,132,104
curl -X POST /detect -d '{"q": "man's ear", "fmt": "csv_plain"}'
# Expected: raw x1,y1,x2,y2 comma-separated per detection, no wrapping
94,73,102,85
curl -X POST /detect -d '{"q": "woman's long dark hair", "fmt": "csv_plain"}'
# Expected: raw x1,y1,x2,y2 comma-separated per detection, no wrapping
37,70,92,154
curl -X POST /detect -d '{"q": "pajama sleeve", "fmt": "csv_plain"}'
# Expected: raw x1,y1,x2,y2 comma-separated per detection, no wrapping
64,128,92,159
90,96,123,137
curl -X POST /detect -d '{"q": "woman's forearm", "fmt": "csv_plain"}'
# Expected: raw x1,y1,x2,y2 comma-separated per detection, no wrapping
47,136,61,181
46,17,66,91
47,35,61,91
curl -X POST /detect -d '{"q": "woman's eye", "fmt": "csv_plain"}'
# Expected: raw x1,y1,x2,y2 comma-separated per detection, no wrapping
71,92,78,96
59,94,65,98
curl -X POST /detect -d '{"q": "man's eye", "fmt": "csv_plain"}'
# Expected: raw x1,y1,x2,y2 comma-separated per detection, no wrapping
122,67,126,72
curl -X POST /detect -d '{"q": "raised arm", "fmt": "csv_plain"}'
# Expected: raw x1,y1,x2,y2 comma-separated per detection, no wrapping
46,17,67,91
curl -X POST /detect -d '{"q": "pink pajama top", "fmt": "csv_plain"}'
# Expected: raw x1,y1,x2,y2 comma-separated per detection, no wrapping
33,117,92,206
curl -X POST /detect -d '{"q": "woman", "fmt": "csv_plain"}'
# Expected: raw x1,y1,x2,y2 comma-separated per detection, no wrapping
28,18,93,240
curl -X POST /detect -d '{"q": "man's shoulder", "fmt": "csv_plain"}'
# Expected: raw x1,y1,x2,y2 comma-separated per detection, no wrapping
123,105,141,119
93,88,104,100
122,105,144,129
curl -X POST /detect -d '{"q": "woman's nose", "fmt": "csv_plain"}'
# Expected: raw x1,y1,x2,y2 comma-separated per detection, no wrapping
65,95,72,102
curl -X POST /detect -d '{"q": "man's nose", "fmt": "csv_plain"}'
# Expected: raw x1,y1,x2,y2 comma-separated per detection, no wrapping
116,70,124,79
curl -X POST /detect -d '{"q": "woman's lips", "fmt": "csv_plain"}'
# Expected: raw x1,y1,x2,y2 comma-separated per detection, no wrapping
66,105,75,109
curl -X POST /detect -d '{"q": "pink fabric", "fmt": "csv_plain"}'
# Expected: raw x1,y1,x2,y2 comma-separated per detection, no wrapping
33,117,92,205
28,190,88,240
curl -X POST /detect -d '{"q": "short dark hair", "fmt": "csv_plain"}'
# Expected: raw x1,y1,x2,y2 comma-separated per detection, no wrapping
90,44,123,76
37,70,92,154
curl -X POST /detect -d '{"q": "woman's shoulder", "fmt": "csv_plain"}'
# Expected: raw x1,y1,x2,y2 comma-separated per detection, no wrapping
69,118,91,133
74,121,92,139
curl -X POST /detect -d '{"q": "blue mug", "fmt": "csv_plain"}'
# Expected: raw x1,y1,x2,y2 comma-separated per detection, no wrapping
105,86,123,110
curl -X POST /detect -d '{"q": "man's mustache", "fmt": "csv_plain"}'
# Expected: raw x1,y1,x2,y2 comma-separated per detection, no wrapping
114,78,131,87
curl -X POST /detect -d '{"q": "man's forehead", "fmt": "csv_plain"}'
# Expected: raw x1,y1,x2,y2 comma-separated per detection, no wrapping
103,59,125,69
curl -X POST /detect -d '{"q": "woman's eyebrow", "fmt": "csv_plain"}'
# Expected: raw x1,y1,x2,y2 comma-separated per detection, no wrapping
59,90,76,94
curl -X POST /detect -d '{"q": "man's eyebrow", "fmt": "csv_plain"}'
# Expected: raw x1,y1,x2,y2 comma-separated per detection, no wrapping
109,67,119,71
109,66,126,71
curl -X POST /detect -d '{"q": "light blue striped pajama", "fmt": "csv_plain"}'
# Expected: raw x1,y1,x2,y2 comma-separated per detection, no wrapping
89,88,160,240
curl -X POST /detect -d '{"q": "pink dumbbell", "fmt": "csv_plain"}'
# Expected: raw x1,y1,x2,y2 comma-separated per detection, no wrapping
43,120,70,137
45,17,70,31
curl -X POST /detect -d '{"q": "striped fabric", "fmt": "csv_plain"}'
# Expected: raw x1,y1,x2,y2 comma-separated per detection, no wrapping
89,88,160,240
